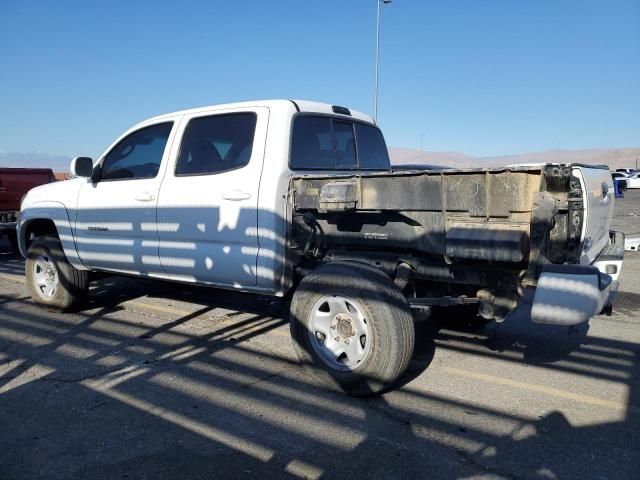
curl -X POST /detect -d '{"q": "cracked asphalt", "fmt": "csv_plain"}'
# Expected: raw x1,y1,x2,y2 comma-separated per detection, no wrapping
0,192,639,479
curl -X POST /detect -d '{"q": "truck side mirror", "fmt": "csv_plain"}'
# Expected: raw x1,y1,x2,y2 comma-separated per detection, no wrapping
70,157,94,178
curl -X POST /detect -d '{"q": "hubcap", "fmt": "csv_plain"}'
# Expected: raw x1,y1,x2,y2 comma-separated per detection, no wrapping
308,295,371,371
33,255,58,299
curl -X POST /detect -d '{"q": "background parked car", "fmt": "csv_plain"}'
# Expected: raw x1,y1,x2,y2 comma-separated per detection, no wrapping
624,171,640,189
0,167,56,251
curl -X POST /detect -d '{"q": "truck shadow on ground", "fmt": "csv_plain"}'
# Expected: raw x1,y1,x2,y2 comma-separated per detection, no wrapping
0,240,638,479
0,244,26,277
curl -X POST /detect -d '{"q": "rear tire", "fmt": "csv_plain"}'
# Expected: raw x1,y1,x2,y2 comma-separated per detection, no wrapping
290,262,415,396
25,235,89,311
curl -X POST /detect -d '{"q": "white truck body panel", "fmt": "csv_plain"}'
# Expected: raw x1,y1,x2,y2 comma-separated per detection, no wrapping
74,117,181,275
573,166,614,265
155,106,269,287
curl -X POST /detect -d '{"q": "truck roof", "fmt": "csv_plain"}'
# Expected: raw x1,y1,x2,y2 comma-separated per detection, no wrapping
145,99,374,125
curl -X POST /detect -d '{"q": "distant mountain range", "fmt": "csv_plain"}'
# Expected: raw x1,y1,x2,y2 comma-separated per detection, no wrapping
1,147,639,173
0,152,72,172
388,147,640,171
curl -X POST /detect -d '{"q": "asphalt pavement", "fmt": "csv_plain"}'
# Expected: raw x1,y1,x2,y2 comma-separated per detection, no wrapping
0,192,639,479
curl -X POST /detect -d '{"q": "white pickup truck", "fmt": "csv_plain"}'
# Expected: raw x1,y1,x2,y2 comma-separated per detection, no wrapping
18,100,624,395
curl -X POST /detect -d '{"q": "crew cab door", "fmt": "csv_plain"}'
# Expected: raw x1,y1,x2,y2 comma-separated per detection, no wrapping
75,121,176,274
156,107,267,286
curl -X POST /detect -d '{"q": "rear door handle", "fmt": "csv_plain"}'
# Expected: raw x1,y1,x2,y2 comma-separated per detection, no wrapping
134,192,156,202
223,191,251,201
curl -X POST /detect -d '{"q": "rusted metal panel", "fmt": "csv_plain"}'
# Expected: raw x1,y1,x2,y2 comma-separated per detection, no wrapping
360,175,443,210
443,173,486,216
293,169,543,215
318,181,359,210
291,168,545,263
486,171,541,217
445,221,529,262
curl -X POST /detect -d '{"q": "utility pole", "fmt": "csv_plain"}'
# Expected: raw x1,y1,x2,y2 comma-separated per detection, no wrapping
374,0,392,122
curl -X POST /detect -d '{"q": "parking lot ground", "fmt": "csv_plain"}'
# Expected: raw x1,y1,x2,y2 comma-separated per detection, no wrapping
0,192,639,479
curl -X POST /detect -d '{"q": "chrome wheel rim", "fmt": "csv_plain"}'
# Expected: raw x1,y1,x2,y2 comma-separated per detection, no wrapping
308,295,371,371
33,255,58,299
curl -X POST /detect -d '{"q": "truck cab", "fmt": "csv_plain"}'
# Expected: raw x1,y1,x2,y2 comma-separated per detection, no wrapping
19,100,388,292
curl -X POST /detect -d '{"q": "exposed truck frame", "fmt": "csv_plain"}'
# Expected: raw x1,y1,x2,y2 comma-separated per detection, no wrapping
289,164,623,325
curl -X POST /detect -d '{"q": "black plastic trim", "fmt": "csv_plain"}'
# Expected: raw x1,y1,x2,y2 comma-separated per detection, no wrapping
332,105,351,116
572,163,610,170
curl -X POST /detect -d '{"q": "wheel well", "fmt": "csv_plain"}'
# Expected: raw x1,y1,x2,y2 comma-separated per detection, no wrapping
24,219,58,249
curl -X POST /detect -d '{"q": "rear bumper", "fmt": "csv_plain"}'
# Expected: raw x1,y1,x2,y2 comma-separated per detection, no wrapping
531,231,624,326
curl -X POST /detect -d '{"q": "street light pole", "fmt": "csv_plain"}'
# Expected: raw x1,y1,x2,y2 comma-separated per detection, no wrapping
374,0,392,122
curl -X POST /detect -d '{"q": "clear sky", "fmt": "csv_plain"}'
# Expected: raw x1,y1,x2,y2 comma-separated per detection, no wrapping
1,0,638,158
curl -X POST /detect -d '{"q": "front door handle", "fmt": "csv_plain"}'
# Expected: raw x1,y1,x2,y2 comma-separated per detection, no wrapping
134,192,156,202
223,191,251,201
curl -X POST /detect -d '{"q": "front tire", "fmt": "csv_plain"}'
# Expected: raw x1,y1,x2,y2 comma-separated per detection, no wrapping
290,262,415,396
25,235,89,311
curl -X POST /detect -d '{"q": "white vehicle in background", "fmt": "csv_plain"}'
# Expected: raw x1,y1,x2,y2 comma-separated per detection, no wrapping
616,168,638,174
624,171,640,189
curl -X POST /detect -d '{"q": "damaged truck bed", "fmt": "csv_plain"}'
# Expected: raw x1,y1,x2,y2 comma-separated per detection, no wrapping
291,164,622,324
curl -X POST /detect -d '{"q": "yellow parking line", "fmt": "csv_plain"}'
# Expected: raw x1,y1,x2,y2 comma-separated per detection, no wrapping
444,367,629,411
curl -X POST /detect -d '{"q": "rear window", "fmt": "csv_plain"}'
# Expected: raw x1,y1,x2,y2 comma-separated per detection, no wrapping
290,116,390,170
355,123,390,170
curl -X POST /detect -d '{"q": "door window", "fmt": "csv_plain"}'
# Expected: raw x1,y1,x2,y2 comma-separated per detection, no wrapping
100,123,173,180
175,113,257,176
